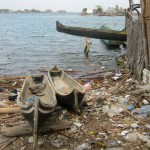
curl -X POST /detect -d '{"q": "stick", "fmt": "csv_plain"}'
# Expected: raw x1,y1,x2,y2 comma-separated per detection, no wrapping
1,121,72,137
0,102,18,108
124,109,147,125
0,107,20,114
0,137,17,150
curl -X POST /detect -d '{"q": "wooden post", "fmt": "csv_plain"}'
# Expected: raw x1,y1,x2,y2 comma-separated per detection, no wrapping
129,0,133,14
140,0,149,69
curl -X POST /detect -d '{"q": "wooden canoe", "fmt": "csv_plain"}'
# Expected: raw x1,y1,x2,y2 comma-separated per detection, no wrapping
56,21,127,41
48,65,85,113
17,75,57,149
99,25,124,47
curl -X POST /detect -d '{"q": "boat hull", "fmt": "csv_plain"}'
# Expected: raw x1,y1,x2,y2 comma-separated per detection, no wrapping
56,90,84,112
17,75,57,130
56,21,127,41
21,102,55,130
100,25,124,47
48,65,85,113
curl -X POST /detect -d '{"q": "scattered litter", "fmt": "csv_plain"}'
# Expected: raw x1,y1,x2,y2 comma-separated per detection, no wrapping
132,105,150,116
130,123,139,128
146,140,150,148
73,122,82,128
127,104,134,111
112,76,120,81
116,73,122,77
125,132,138,142
143,99,149,105
121,130,130,136
51,139,63,148
77,142,90,150
145,124,150,129
84,83,91,91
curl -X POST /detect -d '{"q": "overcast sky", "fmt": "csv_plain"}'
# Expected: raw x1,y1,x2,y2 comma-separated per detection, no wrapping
0,0,140,12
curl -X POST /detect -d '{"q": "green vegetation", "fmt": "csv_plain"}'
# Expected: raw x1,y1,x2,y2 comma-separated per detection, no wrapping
115,5,119,12
82,8,87,13
96,5,103,13
81,5,125,16
30,9,40,13
0,9,53,13
0,9,11,13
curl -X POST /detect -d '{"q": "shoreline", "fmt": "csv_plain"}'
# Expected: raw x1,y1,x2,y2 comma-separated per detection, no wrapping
0,67,150,149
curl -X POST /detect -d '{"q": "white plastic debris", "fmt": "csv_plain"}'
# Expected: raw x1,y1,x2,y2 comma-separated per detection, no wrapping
112,76,120,81
51,139,63,148
116,73,122,77
116,124,127,128
73,122,83,127
84,83,92,91
125,95,130,99
125,132,138,142
28,136,33,143
143,99,149,105
131,123,139,128
121,130,130,136
146,140,150,148
145,124,150,129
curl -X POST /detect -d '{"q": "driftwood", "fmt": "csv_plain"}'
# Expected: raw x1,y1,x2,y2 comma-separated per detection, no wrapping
0,107,20,114
1,121,72,137
56,21,127,41
0,137,17,150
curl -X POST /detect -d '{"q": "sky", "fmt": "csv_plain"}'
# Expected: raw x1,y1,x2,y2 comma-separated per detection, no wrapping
0,0,140,12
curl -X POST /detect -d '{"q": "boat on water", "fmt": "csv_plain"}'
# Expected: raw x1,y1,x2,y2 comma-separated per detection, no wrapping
17,75,57,149
48,65,85,113
56,21,127,41
99,25,125,47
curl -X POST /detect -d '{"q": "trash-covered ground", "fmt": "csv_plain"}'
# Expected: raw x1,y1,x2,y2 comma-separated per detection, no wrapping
0,64,150,150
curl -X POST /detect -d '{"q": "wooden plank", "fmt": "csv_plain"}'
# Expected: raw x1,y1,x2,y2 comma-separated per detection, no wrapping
1,121,72,137
141,0,149,68
0,107,20,114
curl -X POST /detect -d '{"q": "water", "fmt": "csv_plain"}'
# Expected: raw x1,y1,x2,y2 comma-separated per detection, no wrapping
0,13,126,75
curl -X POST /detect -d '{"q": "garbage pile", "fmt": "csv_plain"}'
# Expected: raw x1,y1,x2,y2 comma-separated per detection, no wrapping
0,70,150,150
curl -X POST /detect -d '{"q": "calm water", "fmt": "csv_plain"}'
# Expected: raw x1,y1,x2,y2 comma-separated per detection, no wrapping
0,13,126,75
